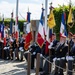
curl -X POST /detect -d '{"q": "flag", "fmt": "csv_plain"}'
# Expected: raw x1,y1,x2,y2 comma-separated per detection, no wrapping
1,24,4,38
4,37,6,46
0,32,1,39
47,9,56,29
60,12,67,37
45,27,50,54
25,12,33,50
0,15,4,38
15,25,19,42
36,8,45,48
67,6,74,28
10,12,13,34
45,26,52,54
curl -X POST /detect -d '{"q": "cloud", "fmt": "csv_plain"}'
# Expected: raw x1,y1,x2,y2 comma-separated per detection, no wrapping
0,1,42,20
0,1,16,19
0,0,75,20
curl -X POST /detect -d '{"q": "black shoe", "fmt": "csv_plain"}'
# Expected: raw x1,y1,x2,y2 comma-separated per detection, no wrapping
58,72,64,75
39,68,43,72
31,67,34,69
54,72,58,75
40,71,49,75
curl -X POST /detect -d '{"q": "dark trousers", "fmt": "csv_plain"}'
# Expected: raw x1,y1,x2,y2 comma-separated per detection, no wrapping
55,58,65,75
31,55,36,69
4,49,10,59
67,60,73,75
43,56,53,73
0,49,2,58
24,52,36,69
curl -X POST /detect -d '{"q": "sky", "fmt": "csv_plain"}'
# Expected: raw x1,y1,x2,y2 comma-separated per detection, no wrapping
0,0,75,20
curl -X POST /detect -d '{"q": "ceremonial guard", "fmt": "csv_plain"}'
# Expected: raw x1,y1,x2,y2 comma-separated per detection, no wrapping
19,34,25,61
4,37,10,60
54,34,68,75
39,42,46,72
24,42,41,69
40,33,59,75
68,32,74,52
67,34,75,75
0,38,4,59
11,35,17,60
9,34,14,60
30,42,41,69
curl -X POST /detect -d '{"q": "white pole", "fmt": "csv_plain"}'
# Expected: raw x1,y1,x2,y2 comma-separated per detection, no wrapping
16,0,19,26
45,0,48,36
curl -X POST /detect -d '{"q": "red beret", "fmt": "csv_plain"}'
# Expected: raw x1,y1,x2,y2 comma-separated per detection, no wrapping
61,34,66,38
73,34,75,39
69,32,73,36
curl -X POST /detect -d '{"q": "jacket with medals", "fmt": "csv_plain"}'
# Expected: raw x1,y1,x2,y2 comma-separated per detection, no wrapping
55,42,68,58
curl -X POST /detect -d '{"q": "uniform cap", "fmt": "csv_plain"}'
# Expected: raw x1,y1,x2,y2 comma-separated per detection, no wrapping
52,33,56,36
69,32,73,36
61,34,66,38
72,34,75,39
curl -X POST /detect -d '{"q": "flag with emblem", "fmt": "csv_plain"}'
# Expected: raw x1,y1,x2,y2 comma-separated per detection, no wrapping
67,6,74,28
47,9,56,29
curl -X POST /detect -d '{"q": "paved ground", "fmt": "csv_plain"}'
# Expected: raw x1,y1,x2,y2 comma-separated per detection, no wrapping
0,59,35,75
0,59,75,75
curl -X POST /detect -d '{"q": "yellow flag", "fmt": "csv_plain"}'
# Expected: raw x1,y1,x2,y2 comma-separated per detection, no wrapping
67,7,73,24
48,10,56,29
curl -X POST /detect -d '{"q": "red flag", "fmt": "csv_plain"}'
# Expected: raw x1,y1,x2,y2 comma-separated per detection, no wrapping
45,27,50,54
0,33,1,39
15,31,18,42
25,32,32,50
24,12,32,50
4,37,6,46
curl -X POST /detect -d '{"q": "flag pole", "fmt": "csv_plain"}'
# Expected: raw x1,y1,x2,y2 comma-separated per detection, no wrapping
15,0,19,60
16,0,19,26
45,0,48,36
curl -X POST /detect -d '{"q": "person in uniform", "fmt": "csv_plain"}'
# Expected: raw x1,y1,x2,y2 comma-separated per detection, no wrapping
4,37,10,60
24,42,41,69
31,42,41,69
68,32,74,54
0,38,4,59
39,42,46,72
54,34,68,75
19,34,25,61
40,33,59,75
67,34,75,75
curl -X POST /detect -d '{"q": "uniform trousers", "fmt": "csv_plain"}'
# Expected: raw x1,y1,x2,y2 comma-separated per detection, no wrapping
54,57,66,75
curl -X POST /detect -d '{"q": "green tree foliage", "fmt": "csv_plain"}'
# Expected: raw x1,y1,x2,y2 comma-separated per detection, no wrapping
0,20,26,32
53,5,75,40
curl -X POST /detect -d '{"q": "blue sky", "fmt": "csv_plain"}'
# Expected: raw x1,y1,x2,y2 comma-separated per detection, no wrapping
0,0,75,20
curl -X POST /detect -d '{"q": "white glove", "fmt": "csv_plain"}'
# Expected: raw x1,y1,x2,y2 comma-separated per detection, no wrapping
33,52,36,55
48,42,53,49
4,47,7,50
53,57,57,62
40,54,43,57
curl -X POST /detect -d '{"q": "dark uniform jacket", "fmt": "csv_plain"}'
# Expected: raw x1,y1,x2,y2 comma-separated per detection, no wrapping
70,43,75,56
68,39,74,56
50,40,59,56
55,43,68,58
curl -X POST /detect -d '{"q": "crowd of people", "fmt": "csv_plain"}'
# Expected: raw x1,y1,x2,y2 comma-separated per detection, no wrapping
0,33,25,61
24,32,75,75
0,31,75,75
